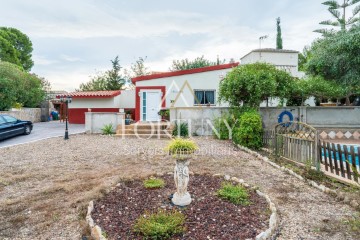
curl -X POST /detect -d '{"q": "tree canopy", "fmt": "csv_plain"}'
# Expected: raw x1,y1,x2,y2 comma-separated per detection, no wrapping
305,28,360,104
170,56,225,71
79,56,126,91
314,0,360,35
218,63,294,108
0,27,34,71
0,61,47,110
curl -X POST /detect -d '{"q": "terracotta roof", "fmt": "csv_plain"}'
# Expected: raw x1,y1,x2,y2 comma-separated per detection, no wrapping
241,48,299,59
132,63,239,83
57,90,121,99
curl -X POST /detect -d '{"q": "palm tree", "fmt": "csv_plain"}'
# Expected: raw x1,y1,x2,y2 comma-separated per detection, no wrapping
315,0,360,35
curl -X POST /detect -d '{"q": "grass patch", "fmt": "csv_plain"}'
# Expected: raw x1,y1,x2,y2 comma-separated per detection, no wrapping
133,209,186,239
143,178,165,189
343,214,360,233
216,182,250,206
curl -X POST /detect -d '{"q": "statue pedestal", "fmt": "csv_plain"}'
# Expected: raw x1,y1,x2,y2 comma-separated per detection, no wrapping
172,192,191,206
172,158,192,207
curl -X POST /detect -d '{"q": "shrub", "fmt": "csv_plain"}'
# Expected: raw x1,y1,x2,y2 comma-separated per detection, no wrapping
172,121,189,137
133,209,186,239
166,138,198,155
213,109,242,140
101,123,114,135
233,110,263,150
143,178,165,189
216,182,250,206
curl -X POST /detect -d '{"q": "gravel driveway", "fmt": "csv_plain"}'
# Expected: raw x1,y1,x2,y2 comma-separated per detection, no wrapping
0,121,85,148
0,135,357,239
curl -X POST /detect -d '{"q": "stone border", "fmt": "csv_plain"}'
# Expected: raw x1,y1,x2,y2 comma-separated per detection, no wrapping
86,173,279,240
86,200,107,240
214,174,279,240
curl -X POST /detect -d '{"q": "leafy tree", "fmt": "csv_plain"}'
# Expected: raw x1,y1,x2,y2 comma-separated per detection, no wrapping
79,56,126,91
0,61,47,110
298,46,312,71
170,56,225,71
276,17,283,49
0,27,34,71
218,63,294,108
306,28,360,105
130,57,150,77
314,0,360,35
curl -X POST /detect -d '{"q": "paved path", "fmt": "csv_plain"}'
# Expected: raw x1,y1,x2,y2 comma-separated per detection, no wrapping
0,121,85,148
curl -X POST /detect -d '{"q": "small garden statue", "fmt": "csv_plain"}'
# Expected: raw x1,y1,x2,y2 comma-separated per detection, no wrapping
166,138,198,206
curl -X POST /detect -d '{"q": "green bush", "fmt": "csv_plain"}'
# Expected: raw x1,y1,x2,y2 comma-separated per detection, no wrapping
133,209,186,239
166,138,198,155
216,182,250,205
101,123,114,135
172,121,188,137
143,178,165,189
233,110,263,150
213,109,243,140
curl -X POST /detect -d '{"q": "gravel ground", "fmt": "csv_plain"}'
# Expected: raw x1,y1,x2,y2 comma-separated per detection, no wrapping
0,134,358,240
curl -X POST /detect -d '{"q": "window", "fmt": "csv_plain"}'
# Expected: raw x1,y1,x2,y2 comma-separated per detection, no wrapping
194,90,215,105
0,117,6,125
3,115,17,123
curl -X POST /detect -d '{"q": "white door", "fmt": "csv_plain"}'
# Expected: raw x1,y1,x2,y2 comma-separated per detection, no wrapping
142,91,161,121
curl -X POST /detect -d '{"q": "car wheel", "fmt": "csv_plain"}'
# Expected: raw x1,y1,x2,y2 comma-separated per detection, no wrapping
24,125,32,135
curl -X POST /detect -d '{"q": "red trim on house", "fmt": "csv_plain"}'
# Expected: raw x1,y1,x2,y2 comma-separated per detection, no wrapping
135,86,166,122
131,63,239,83
68,108,119,124
57,90,121,99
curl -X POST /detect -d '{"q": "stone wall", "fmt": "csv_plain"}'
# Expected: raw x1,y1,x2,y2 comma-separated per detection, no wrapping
0,108,42,123
170,106,360,136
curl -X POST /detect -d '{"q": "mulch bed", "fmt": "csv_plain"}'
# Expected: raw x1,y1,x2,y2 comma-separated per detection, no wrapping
91,174,269,239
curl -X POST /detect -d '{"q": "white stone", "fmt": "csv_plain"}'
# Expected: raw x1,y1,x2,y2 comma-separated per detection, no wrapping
172,192,192,206
224,175,231,181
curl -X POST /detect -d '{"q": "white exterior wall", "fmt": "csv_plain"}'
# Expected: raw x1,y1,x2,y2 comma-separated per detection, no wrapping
85,112,125,133
119,90,136,109
69,95,121,109
136,69,233,108
241,51,301,77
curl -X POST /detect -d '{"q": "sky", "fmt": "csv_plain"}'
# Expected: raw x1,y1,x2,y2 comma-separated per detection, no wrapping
0,0,331,91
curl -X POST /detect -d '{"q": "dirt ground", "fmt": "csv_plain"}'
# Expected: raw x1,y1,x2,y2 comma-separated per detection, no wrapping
0,134,358,240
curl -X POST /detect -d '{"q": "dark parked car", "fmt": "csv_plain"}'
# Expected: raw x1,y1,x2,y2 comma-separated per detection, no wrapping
0,115,33,141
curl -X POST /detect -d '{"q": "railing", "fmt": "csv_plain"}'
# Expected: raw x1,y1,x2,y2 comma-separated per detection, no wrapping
262,124,360,185
319,141,360,183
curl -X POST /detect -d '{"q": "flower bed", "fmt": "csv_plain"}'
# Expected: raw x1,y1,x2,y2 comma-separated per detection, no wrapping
90,174,271,239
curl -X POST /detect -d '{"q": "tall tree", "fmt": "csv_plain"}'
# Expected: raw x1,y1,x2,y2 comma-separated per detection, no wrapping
130,57,150,77
0,27,34,71
306,28,360,105
79,56,126,91
276,17,283,49
0,61,47,110
314,0,360,35
170,56,225,71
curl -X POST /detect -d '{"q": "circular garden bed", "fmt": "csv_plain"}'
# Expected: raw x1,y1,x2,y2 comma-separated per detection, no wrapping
91,174,270,239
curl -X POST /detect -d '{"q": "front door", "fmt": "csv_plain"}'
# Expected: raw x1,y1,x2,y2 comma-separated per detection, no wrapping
142,91,161,122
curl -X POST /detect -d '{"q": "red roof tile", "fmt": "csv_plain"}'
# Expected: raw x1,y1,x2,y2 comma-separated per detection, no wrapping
57,90,121,99
132,62,239,83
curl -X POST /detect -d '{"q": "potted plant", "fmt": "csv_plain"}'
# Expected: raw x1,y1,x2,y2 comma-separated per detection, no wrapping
125,110,132,125
158,109,170,121
166,138,198,206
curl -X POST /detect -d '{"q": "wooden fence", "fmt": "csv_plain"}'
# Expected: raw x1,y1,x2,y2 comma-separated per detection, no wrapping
262,124,360,185
319,141,360,183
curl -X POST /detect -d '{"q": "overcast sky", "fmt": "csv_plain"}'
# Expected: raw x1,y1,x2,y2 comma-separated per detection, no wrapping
0,0,330,91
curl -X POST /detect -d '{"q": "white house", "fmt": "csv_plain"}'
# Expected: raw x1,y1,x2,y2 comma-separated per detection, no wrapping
58,90,135,124
241,48,305,78
131,63,239,122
